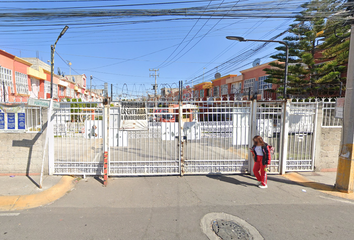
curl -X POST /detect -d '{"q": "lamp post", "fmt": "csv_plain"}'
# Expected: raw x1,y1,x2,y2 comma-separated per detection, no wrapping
51,25,69,98
226,36,289,99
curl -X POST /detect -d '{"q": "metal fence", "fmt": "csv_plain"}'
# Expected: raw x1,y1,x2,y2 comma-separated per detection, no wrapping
52,102,104,175
49,99,320,176
109,103,180,176
25,106,43,132
183,100,251,174
255,101,283,173
322,99,342,128
286,101,317,171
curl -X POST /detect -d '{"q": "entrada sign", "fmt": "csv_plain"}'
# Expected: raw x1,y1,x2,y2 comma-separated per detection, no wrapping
27,98,60,109
120,102,148,130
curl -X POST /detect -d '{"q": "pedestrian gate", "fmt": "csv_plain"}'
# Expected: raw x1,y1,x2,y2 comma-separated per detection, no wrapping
51,100,318,176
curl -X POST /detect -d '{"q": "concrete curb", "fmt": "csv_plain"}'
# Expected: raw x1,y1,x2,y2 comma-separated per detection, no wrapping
0,176,76,211
283,172,354,201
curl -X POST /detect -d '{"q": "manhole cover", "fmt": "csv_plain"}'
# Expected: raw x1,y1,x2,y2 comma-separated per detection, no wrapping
212,219,252,240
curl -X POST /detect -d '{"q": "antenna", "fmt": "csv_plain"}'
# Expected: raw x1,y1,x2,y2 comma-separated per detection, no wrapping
252,58,261,67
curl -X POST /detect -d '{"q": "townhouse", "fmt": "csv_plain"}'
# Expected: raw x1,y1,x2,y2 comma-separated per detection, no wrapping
192,61,279,101
0,49,103,103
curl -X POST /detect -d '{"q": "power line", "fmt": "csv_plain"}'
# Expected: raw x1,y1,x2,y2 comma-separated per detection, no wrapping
155,0,213,68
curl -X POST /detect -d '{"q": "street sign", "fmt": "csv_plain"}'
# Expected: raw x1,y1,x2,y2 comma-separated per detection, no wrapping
27,98,60,109
120,102,148,130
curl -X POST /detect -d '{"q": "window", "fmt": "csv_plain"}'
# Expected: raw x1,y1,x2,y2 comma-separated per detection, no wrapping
1,67,14,93
59,86,65,96
53,84,58,99
194,90,199,98
30,77,40,99
258,76,272,90
200,89,204,98
207,89,212,97
221,84,228,95
213,86,219,97
231,82,242,94
244,78,255,90
71,89,75,98
15,72,29,95
44,81,51,99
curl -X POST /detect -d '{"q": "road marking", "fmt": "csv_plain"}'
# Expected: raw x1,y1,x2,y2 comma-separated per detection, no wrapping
0,213,20,216
320,195,354,205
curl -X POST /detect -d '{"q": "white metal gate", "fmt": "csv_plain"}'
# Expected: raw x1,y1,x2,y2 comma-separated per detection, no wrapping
52,102,104,175
286,101,317,171
255,101,284,173
183,100,251,174
108,102,180,176
50,99,318,176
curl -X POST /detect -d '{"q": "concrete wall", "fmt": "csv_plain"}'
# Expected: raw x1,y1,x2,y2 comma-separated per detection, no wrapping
0,112,48,175
315,128,342,172
314,107,342,172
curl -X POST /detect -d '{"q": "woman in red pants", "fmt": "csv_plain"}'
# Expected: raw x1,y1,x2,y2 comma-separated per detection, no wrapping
250,136,271,189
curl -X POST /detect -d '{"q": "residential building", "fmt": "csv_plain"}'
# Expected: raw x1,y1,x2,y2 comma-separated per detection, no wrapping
161,87,179,100
0,51,103,103
240,61,278,100
23,58,61,100
0,50,32,103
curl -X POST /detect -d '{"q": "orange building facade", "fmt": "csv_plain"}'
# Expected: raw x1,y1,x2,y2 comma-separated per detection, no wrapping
0,49,103,103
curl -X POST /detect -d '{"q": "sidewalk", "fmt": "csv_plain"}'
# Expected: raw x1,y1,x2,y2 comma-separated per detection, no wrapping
298,172,337,186
284,171,354,201
0,175,62,196
0,175,76,211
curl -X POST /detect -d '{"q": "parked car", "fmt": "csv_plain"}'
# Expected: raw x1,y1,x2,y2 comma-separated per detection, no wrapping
153,109,168,122
161,114,175,122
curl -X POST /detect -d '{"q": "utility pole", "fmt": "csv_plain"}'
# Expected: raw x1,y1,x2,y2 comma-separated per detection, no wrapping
111,84,113,100
203,67,206,82
90,75,92,102
335,21,354,193
149,69,159,107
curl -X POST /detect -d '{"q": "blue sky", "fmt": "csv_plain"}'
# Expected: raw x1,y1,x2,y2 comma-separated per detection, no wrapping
0,0,306,98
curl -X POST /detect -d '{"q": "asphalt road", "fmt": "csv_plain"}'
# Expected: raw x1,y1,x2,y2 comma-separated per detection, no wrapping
2,175,354,240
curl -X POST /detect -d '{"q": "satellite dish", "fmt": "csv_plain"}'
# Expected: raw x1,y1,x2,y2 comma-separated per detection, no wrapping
215,72,221,79
252,58,261,67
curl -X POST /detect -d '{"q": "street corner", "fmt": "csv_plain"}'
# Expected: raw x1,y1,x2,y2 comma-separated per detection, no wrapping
0,176,76,212
282,172,354,201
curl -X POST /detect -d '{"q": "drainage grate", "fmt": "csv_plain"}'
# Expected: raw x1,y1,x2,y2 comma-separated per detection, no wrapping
212,219,253,240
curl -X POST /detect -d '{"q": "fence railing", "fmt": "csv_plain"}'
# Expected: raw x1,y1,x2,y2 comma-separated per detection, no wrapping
321,100,342,128
25,106,43,132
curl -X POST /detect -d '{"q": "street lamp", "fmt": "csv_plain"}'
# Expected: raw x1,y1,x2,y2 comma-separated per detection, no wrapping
51,25,69,98
226,36,289,99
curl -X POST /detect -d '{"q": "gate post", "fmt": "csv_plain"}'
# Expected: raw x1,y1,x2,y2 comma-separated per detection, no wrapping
179,100,184,176
48,100,54,175
103,102,110,186
280,99,290,175
249,100,257,175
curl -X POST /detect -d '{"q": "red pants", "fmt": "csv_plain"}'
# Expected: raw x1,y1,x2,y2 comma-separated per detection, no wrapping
253,155,267,186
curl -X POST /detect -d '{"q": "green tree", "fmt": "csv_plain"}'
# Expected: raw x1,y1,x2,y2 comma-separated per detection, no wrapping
314,6,350,96
264,0,333,98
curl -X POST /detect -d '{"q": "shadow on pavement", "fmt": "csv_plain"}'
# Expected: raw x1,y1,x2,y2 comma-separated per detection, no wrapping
206,174,256,187
94,176,104,185
207,173,336,192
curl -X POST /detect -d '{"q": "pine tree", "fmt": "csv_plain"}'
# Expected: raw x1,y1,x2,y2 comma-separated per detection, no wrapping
314,3,350,97
264,0,333,98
